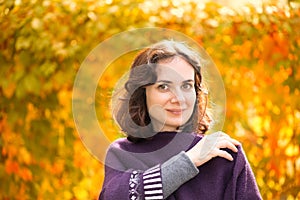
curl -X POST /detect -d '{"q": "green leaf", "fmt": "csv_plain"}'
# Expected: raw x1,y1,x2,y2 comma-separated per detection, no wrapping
24,73,41,95
19,51,32,67
40,62,57,77
16,36,31,51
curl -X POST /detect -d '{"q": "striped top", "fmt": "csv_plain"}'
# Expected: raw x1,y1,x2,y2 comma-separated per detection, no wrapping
142,165,163,200
128,165,163,200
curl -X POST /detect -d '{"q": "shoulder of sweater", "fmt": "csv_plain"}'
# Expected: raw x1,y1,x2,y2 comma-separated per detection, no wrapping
226,144,250,173
236,144,249,164
109,137,130,149
214,144,248,169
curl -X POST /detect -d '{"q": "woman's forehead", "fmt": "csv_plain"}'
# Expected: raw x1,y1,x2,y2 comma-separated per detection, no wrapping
155,57,195,82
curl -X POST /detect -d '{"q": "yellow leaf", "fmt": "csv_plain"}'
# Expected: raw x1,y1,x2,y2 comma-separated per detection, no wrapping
73,186,89,200
63,191,73,200
223,35,232,45
18,147,32,165
285,144,298,157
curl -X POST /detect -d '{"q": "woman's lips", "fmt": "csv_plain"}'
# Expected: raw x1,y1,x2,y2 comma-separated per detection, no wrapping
166,109,185,115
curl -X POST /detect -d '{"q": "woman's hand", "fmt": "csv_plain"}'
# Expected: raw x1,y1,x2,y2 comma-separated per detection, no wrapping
186,131,241,167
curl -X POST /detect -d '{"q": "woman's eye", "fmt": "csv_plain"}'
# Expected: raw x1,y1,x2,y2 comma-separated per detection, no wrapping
181,83,193,90
157,84,169,91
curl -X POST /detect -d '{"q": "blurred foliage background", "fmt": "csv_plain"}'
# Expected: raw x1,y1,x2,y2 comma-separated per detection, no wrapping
1,0,300,199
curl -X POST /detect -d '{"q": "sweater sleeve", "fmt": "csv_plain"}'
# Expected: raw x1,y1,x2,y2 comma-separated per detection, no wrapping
224,145,262,200
99,144,164,200
161,151,199,198
99,164,164,200
99,144,198,200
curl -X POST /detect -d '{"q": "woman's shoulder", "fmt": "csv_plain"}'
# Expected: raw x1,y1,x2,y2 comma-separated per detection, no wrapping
108,137,131,151
234,144,250,167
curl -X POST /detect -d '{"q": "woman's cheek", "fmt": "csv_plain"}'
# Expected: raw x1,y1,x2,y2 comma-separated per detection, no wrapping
185,91,197,104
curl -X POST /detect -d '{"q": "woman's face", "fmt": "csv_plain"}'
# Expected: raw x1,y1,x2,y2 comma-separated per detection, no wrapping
145,56,197,132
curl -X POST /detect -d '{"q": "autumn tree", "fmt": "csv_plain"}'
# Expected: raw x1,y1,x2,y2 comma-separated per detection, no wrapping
0,0,299,199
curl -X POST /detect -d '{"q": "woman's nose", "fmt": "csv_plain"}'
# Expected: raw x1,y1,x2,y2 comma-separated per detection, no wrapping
170,89,185,103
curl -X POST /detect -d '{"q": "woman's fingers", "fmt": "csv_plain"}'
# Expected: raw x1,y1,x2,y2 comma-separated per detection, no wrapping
219,132,241,146
217,140,238,153
186,132,241,167
229,138,241,146
211,132,240,161
215,149,234,161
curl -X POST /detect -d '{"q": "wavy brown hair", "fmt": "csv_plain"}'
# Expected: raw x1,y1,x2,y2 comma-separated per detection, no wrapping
112,40,211,141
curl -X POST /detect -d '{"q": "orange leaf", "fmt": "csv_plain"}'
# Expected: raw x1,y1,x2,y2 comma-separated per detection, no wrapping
18,168,33,181
5,160,19,174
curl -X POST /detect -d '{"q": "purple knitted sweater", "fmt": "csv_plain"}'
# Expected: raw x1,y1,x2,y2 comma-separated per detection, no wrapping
99,132,262,200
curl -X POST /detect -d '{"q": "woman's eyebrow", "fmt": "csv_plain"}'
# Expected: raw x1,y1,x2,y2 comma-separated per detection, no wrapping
183,79,194,83
156,80,173,83
156,79,194,83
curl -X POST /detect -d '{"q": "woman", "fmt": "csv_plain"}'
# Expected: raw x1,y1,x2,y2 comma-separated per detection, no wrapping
99,40,262,200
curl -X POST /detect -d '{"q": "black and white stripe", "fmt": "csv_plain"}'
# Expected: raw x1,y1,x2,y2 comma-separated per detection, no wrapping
143,165,163,200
